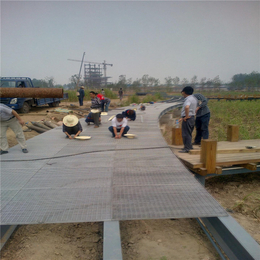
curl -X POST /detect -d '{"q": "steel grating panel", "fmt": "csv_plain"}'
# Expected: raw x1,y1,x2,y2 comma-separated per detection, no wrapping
112,185,226,220
0,102,227,225
1,187,112,224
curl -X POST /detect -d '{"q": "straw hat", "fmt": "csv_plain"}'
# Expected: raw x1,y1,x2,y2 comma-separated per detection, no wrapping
63,115,79,127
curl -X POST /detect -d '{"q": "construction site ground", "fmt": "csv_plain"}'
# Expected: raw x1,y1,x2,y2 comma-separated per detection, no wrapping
1,100,260,260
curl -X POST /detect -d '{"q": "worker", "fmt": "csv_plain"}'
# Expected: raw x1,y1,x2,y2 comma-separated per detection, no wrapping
108,114,130,139
85,112,101,125
89,91,102,128
122,109,136,121
62,114,82,139
103,97,111,112
97,92,105,112
118,88,123,101
193,93,211,145
0,103,28,155
178,86,197,153
78,86,85,106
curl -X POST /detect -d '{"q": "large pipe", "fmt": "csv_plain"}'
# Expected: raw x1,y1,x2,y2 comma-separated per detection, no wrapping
26,123,47,133
0,88,63,98
31,121,52,130
44,121,58,129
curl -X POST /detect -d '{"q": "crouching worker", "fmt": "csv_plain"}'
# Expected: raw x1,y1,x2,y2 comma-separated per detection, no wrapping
108,114,130,139
63,115,82,139
122,109,136,121
85,112,101,125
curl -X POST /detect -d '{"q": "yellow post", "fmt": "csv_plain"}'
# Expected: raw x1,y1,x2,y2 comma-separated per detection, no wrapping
227,125,239,142
200,139,217,174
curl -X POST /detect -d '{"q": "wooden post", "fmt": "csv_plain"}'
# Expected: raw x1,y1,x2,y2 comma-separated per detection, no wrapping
200,140,217,174
172,127,183,145
227,125,239,142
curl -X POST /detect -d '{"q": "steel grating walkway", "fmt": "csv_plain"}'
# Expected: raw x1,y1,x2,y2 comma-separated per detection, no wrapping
0,102,227,225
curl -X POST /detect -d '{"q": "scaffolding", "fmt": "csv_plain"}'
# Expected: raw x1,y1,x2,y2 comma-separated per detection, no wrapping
84,63,111,89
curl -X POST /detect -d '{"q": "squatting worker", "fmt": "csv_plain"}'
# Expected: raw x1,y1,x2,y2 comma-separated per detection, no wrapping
193,93,210,145
122,109,136,121
0,103,28,155
108,114,130,139
63,114,82,139
178,86,197,153
89,91,102,128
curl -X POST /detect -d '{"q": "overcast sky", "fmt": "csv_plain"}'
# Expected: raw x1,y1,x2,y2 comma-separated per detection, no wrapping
1,1,259,85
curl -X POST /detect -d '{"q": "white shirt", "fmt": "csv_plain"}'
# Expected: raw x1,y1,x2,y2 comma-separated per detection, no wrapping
0,103,13,121
181,95,197,117
112,117,127,129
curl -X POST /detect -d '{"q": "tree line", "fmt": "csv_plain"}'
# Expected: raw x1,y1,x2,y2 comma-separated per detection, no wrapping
31,71,260,92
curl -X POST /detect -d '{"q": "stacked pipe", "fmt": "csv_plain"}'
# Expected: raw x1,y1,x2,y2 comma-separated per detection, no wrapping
26,120,58,133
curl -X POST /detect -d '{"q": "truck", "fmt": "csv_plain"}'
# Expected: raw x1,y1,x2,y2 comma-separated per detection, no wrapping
0,77,68,113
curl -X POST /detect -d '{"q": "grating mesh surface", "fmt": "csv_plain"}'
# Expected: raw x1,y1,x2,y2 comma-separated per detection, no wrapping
0,103,227,225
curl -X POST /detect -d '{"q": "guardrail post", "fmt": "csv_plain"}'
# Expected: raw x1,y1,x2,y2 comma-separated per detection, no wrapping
172,127,183,145
227,125,239,142
200,139,217,174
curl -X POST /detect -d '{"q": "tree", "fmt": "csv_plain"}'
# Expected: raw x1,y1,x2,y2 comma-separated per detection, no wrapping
181,78,189,88
132,79,141,92
190,75,198,88
45,77,55,88
164,76,173,92
141,74,149,90
213,75,221,92
200,77,206,91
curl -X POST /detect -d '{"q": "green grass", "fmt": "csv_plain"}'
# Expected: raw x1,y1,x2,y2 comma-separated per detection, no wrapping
208,99,260,141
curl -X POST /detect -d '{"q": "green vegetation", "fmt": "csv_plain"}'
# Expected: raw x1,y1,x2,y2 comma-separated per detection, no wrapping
208,99,260,141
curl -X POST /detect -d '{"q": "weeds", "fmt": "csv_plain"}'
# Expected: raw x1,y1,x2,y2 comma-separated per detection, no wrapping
232,192,260,218
208,100,260,141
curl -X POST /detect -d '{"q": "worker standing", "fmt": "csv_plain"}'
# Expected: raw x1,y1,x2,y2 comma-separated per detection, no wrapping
118,88,123,101
0,103,28,155
78,86,85,106
193,93,211,145
178,86,197,153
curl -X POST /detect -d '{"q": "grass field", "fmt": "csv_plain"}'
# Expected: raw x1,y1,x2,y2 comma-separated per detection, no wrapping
208,99,260,141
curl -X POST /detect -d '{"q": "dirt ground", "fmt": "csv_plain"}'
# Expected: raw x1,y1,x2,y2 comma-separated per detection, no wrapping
1,103,260,260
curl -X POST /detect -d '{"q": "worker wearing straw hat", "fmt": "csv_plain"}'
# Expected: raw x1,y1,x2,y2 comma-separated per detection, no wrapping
62,115,82,139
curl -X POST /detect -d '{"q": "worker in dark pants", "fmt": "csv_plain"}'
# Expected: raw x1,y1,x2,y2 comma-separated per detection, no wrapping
178,86,197,153
78,86,85,106
193,93,211,145
63,115,82,139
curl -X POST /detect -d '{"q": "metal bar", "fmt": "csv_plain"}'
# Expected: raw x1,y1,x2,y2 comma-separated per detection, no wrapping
0,88,63,98
103,221,123,260
196,218,226,260
1,225,17,250
200,216,260,260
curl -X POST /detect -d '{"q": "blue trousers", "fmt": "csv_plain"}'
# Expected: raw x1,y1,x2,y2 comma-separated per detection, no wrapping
108,126,130,137
78,97,83,106
194,112,210,144
104,101,110,112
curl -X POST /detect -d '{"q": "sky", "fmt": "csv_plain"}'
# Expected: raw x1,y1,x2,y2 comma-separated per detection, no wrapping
1,0,260,85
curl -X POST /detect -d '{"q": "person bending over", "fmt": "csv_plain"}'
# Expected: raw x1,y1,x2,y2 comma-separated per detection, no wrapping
63,115,82,139
108,114,130,139
122,109,136,121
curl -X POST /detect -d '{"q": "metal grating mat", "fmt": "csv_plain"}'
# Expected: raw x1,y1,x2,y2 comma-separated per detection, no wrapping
0,103,227,225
